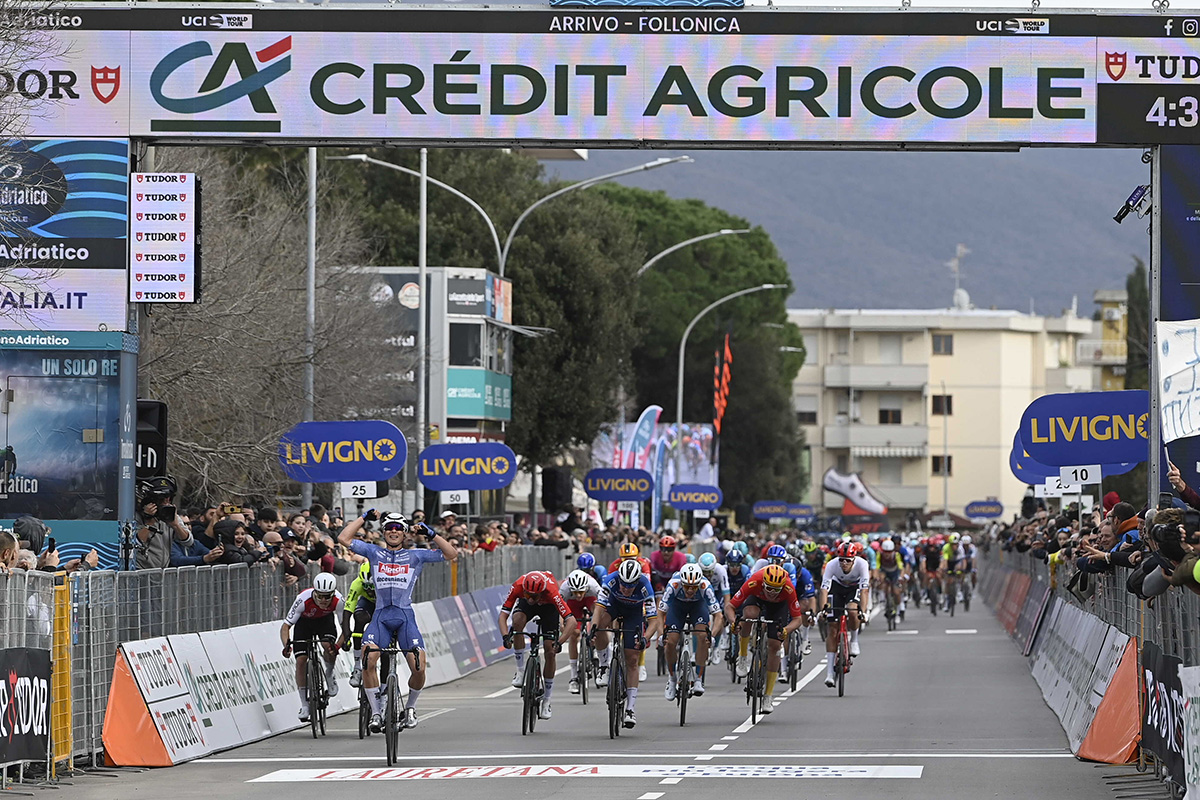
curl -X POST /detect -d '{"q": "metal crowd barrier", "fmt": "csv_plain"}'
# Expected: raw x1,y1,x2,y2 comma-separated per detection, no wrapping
0,545,569,776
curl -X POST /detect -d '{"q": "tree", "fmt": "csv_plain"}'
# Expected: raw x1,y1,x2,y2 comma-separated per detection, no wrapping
1106,256,1149,508
594,185,807,506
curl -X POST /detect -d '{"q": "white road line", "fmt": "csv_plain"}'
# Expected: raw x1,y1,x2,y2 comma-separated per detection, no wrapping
886,630,919,636
484,665,570,698
660,778,683,785
418,707,455,721
694,755,714,761
721,736,739,741
732,662,824,734
203,752,1075,765
945,629,977,635
639,793,666,799
709,744,728,751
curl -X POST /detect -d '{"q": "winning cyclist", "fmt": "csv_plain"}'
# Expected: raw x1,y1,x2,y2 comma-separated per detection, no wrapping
339,561,376,687
728,564,805,714
560,569,601,695
498,571,577,720
337,510,458,732
697,552,730,664
592,559,657,728
661,563,719,700
280,572,343,722
817,542,871,688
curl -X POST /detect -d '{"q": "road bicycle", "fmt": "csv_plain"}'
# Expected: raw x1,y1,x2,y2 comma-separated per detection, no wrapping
944,571,959,617
357,680,372,739
517,628,557,736
743,618,770,723
826,601,857,697
725,623,740,683
374,640,422,765
671,626,709,726
577,610,595,705
884,584,900,632
592,623,641,739
784,625,802,692
296,633,336,739
926,571,941,616
961,574,973,612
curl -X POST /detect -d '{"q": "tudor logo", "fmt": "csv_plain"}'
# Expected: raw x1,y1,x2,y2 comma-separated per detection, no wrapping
1106,52,1127,81
91,65,119,104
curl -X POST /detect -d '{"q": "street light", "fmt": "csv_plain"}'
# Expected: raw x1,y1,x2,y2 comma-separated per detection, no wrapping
779,346,805,353
502,156,693,277
636,229,750,278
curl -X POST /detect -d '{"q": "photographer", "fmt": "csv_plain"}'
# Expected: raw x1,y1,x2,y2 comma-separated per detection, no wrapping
1153,508,1200,595
212,519,269,566
135,477,193,570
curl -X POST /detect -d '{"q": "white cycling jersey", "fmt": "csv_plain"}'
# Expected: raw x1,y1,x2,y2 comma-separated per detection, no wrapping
701,563,730,597
559,573,602,600
821,556,871,591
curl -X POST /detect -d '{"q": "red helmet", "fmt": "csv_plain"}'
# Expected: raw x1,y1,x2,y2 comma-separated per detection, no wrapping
869,540,882,552
523,572,547,596
835,542,856,559
659,535,677,549
818,544,830,554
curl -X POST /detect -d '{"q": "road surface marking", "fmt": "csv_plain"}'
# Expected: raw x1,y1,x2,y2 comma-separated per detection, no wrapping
709,745,728,751
721,736,739,741
694,756,715,761
945,629,977,635
886,631,919,636
732,663,824,733
660,778,683,784
484,665,570,698
248,765,924,782
639,793,665,799
205,751,1072,764
417,707,455,721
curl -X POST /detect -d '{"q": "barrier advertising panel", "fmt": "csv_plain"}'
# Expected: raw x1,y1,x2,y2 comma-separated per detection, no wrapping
0,648,51,764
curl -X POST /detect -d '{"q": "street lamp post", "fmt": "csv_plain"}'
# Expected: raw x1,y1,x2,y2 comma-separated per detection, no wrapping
636,229,750,278
674,283,789,480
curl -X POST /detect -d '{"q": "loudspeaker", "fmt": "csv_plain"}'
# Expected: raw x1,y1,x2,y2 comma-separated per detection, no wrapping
735,503,753,527
136,399,168,480
542,467,574,512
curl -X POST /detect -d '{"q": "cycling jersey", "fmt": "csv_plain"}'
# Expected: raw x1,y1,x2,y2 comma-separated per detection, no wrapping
502,572,574,620
285,588,344,624
588,565,609,583
345,575,376,614
728,569,804,619
820,556,871,591
650,550,688,591
598,572,658,618
560,573,601,619
922,544,942,571
726,563,751,595
942,543,964,567
752,558,798,586
607,556,651,576
660,575,720,616
349,540,445,608
877,550,904,573
700,562,730,598
862,547,877,570
804,552,825,576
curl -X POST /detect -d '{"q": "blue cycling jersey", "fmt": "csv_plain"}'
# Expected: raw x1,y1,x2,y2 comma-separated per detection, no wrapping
598,572,657,617
660,576,720,617
727,563,751,594
349,540,444,609
590,565,609,583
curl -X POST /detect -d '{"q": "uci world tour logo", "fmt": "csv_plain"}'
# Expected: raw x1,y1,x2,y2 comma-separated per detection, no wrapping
149,36,291,133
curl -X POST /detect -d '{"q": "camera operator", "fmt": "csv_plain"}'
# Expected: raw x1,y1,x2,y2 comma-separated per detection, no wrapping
135,477,194,570
1151,507,1200,595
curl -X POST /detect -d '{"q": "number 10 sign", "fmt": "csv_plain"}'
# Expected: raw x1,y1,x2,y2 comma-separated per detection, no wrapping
1059,464,1102,485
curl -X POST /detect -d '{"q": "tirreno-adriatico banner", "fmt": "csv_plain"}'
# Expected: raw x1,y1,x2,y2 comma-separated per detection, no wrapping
16,7,1200,146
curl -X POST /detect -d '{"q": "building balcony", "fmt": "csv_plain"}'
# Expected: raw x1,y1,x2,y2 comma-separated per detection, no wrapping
1076,339,1127,366
823,363,928,390
823,423,928,451
871,484,928,510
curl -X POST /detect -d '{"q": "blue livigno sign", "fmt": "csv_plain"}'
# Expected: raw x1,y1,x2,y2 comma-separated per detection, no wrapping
965,500,1004,519
788,503,816,520
418,442,517,491
279,420,407,483
753,500,788,520
1018,390,1149,467
668,484,723,510
584,469,654,501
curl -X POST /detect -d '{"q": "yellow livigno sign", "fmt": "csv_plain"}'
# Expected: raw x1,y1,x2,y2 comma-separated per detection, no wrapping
282,438,398,464
1026,412,1147,443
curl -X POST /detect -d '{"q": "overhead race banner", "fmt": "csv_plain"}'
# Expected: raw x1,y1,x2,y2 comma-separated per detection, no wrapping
584,468,653,501
418,442,517,491
15,8,1200,146
1018,390,1149,467
278,420,407,483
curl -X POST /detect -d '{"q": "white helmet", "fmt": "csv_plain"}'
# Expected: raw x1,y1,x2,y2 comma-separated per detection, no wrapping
962,535,973,544
312,573,337,595
618,559,643,584
679,563,704,587
881,540,895,552
566,570,590,593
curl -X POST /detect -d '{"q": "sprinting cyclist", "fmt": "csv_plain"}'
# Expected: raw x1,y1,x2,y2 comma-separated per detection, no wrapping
591,559,657,728
561,569,601,695
941,533,965,608
802,541,825,581
697,552,730,664
498,571,577,720
650,535,688,596
337,510,458,732
280,572,343,722
339,561,376,687
661,563,719,700
817,542,871,688
921,536,943,602
876,539,906,620
728,564,805,714
961,534,978,587
607,542,654,681
753,543,816,660
576,552,608,583
725,548,751,597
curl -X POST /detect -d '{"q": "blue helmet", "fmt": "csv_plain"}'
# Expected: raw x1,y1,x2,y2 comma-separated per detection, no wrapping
577,553,596,570
726,549,745,565
767,544,787,561
698,552,717,573
686,553,697,564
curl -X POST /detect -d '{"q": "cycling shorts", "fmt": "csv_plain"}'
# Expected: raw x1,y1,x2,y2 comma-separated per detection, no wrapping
351,605,374,640
663,601,710,632
364,606,424,651
827,582,861,614
512,598,562,638
292,614,336,655
742,596,791,641
881,568,902,584
601,599,646,650
945,559,961,572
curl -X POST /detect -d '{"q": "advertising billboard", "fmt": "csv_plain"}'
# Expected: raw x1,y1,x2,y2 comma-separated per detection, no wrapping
129,173,200,303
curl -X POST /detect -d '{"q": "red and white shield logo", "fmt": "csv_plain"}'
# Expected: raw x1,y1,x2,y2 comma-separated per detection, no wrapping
136,292,143,300
136,174,143,183
180,254,186,262
180,194,187,202
136,212,143,221
135,253,143,262
135,231,143,241
136,193,143,202
1106,52,1127,81
135,273,142,281
179,232,187,242
179,291,186,300
91,66,120,104
179,175,187,183
179,212,186,221
178,274,186,281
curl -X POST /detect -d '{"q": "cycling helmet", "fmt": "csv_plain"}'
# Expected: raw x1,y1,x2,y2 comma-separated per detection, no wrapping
732,541,749,555
523,572,548,596
852,542,866,557
566,570,590,594
762,564,788,590
870,540,881,552
619,542,640,559
358,562,372,581
659,535,677,549
881,540,896,552
312,573,337,596
686,553,697,564
577,553,596,570
948,532,960,544
841,532,852,542
698,552,717,574
679,563,704,587
726,549,746,566
834,542,856,559
618,559,643,584
766,544,787,561
962,535,973,545
891,534,903,545
803,541,819,553
380,512,409,532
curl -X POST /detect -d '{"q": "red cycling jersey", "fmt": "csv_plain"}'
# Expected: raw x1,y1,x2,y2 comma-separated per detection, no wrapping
284,588,344,625
728,568,803,618
501,572,574,619
607,556,652,576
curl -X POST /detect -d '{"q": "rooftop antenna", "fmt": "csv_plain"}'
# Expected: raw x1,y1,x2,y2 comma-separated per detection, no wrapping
946,243,971,310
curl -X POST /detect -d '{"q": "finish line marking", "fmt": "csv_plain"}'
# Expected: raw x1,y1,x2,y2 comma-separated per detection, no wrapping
206,752,1070,764
248,765,924,782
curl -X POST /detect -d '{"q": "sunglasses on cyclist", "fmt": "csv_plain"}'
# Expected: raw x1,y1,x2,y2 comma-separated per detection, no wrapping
838,557,855,564
383,523,407,532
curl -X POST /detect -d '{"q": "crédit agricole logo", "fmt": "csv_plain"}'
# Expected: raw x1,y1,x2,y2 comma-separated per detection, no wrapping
149,36,291,133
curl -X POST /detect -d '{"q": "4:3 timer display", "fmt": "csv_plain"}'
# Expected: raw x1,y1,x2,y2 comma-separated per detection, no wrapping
1097,84,1200,143
1146,96,1200,128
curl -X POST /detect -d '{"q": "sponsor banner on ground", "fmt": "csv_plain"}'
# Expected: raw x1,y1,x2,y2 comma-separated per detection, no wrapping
413,601,458,686
466,589,508,665
1143,640,1187,788
226,621,311,735
0,648,51,763
167,633,242,754
192,629,272,744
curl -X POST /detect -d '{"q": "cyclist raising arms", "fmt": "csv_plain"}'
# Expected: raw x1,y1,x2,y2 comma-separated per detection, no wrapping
661,563,720,700
728,564,805,713
560,569,601,695
498,571,577,720
592,559,658,728
280,572,343,722
337,510,458,732
817,542,871,688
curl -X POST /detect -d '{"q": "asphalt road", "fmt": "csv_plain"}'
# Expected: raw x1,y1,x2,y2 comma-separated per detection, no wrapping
61,600,1114,800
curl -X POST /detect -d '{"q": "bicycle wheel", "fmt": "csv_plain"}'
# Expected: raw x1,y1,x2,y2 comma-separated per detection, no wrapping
657,640,666,676
529,657,544,734
580,645,590,705
963,584,972,613
358,688,368,739
385,673,399,766
306,654,321,740
521,653,539,736
318,665,327,737
836,630,847,698
608,654,624,740
788,637,800,692
678,646,691,727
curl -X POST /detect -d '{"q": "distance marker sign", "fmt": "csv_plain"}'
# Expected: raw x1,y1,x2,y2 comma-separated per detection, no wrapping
129,173,200,303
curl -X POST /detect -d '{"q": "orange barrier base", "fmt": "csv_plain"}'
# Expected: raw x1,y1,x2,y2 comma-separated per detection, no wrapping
101,651,173,767
1077,638,1140,764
